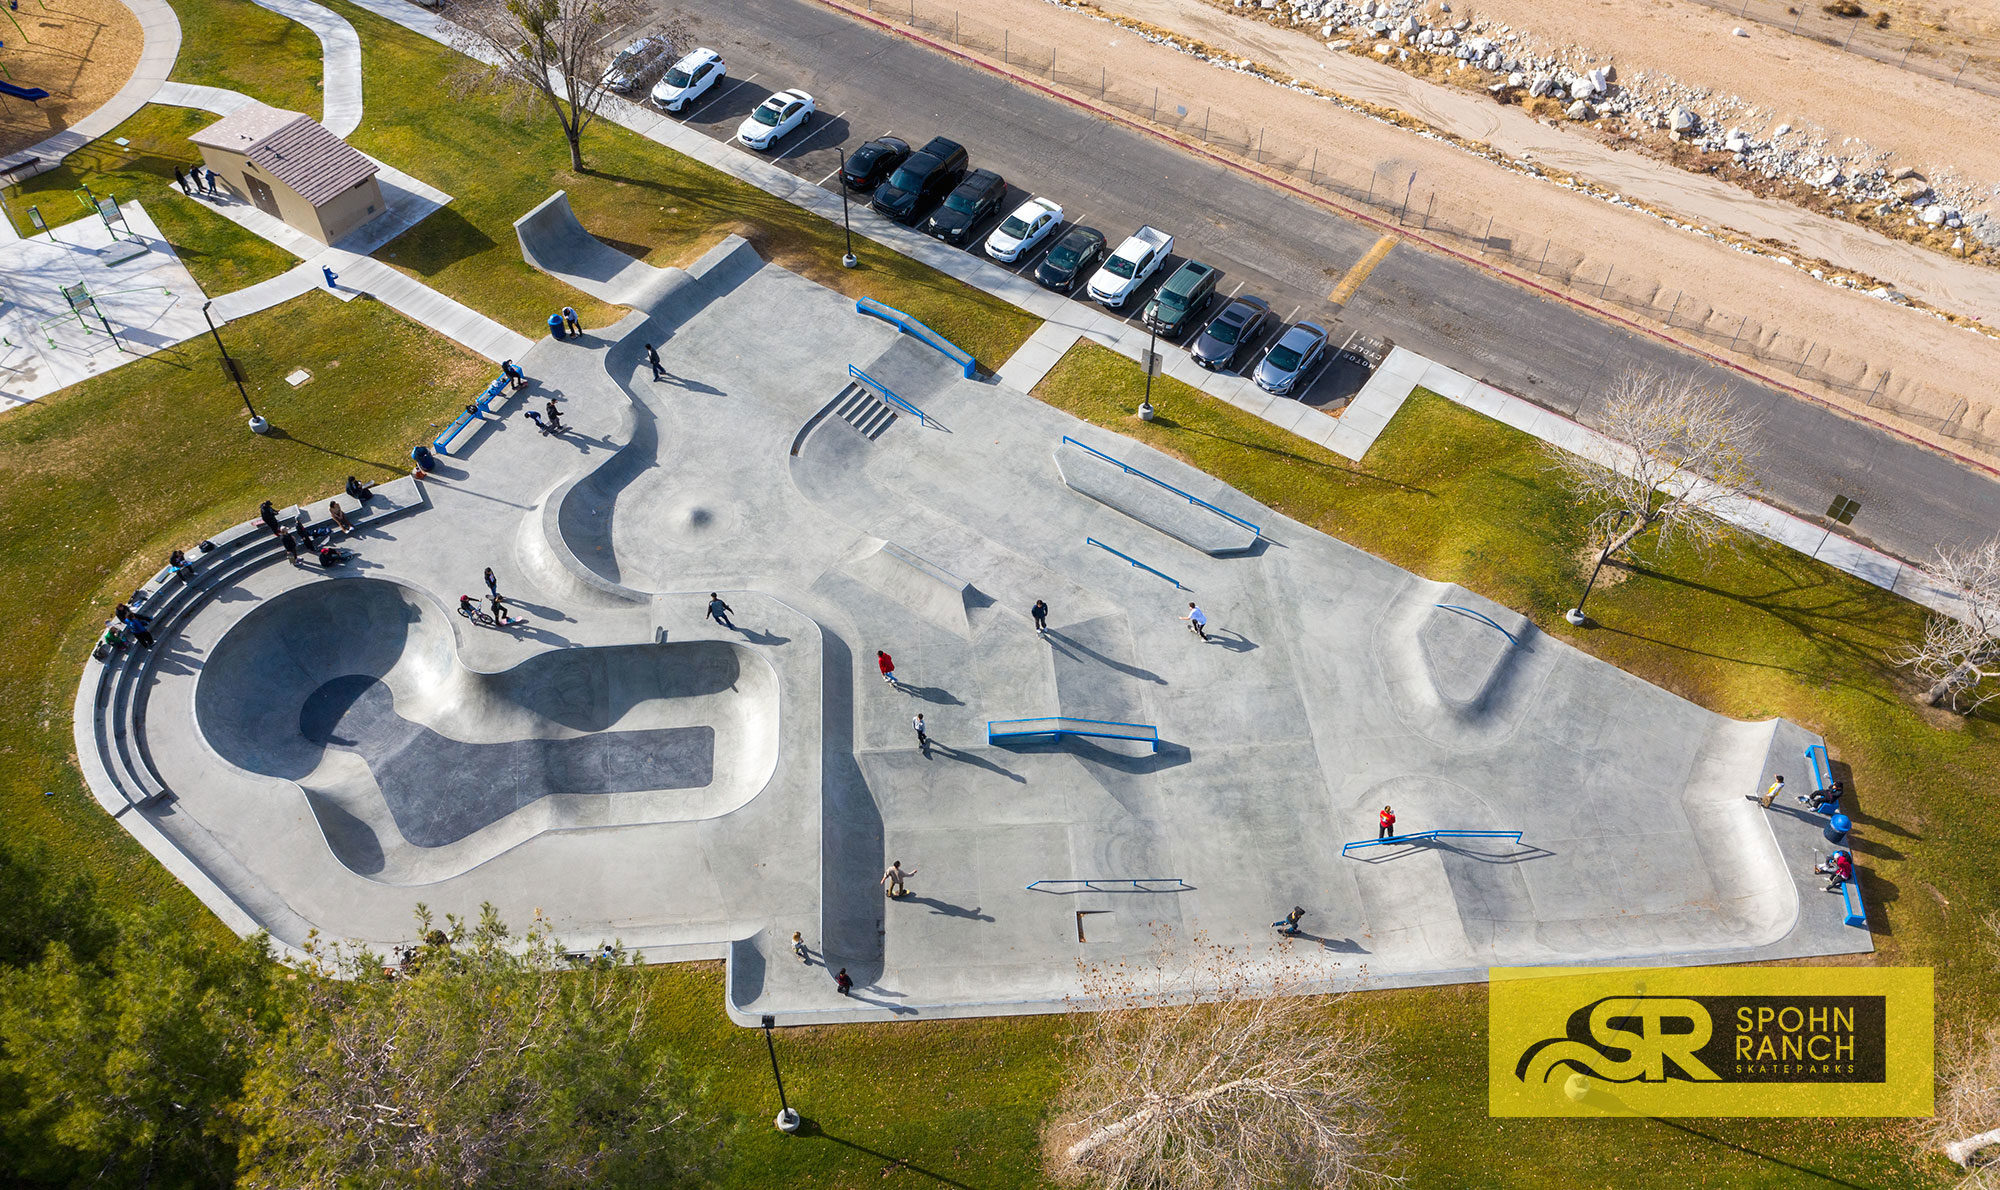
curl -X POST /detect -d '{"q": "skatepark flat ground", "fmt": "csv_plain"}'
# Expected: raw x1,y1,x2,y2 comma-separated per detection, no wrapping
107,231,1871,1022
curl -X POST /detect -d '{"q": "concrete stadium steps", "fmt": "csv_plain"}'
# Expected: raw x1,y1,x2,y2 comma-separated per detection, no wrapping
832,383,899,439
76,477,426,815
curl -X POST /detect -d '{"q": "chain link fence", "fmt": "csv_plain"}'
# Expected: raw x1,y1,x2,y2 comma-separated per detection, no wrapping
1684,0,2000,101
856,0,1995,453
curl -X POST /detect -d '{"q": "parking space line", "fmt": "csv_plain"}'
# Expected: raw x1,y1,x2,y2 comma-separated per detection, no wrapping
773,110,846,162
1227,280,1245,298
817,166,842,186
679,74,757,123
1328,235,1398,305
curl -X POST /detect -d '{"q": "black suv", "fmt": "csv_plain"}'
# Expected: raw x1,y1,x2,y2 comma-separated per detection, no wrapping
870,136,968,224
1142,259,1218,338
841,135,910,190
922,169,1008,245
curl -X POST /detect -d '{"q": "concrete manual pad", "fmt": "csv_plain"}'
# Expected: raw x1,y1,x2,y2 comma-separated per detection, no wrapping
98,234,1869,1024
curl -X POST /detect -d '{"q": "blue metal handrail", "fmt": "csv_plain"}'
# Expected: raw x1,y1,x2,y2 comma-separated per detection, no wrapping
1086,537,1184,589
1025,878,1191,893
1342,828,1525,856
1434,604,1519,646
1062,436,1262,535
855,296,976,378
849,364,927,426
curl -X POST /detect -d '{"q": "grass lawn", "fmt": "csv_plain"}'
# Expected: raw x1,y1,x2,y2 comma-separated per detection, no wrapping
2,106,297,294
321,0,1039,363
1029,340,1993,1186
164,0,326,114
0,294,490,905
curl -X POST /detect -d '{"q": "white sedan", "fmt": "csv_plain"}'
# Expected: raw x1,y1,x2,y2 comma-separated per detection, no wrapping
736,89,815,151
651,47,725,113
984,197,1063,263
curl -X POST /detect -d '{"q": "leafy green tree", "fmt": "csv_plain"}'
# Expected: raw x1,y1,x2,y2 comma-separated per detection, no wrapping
0,906,278,1186
0,835,116,969
235,903,713,1189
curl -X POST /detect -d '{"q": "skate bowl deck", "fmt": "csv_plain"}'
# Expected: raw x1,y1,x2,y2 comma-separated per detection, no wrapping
193,577,780,883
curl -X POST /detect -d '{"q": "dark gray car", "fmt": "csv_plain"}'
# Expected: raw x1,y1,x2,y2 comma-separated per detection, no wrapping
1254,320,1329,395
1189,295,1271,371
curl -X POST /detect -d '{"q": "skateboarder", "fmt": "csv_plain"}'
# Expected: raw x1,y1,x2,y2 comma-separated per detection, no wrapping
1272,906,1305,936
706,593,735,628
1183,602,1209,641
1755,775,1785,809
880,860,916,899
489,593,511,625
877,650,898,685
835,967,853,995
645,343,664,381
791,931,810,964
1031,599,1049,634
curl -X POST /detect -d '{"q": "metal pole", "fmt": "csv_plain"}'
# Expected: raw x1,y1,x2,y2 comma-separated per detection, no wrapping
1601,262,1612,295
954,10,958,40
1565,510,1633,625
1144,324,1157,407
1004,28,1008,61
1203,106,1210,140
1843,21,1856,49
1365,170,1375,204
1955,57,1967,86
1402,170,1416,222
201,300,255,420
1536,239,1549,274
1791,8,1802,32
1903,41,1913,67
1422,192,1435,229
761,1016,799,1132
1256,126,1264,161
837,148,857,268
1665,290,1681,326
1483,213,1493,245
1152,85,1158,120
1866,373,1886,406
1310,146,1318,184
1795,339,1815,376
1729,314,1748,350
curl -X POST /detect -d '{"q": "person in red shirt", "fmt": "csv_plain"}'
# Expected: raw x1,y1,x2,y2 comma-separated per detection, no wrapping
877,650,897,685
1816,850,1854,890
1378,805,1396,840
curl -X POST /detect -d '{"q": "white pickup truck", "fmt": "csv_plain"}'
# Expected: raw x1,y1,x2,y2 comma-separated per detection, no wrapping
1086,225,1174,309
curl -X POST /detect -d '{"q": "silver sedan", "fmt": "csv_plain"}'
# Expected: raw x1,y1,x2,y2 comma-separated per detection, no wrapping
1253,320,1329,396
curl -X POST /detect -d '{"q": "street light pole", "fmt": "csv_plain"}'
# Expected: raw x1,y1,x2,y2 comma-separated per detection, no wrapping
1139,323,1158,420
835,148,857,269
202,300,265,433
761,1014,801,1133
1565,510,1634,626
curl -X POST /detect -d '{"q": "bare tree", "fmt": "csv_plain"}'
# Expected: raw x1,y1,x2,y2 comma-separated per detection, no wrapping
1545,371,1760,620
1935,914,2000,1183
448,0,693,171
1895,538,2000,713
1043,938,1398,1190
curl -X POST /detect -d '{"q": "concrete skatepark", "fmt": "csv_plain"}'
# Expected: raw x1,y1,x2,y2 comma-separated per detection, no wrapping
80,195,1872,1022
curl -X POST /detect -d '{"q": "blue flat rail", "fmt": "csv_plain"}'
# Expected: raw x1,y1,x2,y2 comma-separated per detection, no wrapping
1434,604,1520,646
1025,878,1191,893
1063,436,1262,536
855,296,977,378
434,374,512,456
1343,829,1525,856
849,363,927,426
1805,742,1833,791
1086,537,1185,589
990,716,1161,753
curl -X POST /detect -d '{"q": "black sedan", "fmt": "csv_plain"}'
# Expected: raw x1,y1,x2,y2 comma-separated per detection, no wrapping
840,135,909,190
922,169,1008,245
1189,295,1272,371
1033,226,1106,293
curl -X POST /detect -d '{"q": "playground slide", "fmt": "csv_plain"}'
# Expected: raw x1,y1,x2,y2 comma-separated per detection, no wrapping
0,81,50,101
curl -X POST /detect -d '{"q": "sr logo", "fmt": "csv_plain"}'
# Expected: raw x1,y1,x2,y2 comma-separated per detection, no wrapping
1515,996,1722,1084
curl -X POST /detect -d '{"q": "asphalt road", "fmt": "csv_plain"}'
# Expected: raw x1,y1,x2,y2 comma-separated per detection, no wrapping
613,0,2000,565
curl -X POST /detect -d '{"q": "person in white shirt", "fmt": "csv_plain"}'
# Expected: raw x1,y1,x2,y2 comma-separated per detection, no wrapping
1183,602,1209,640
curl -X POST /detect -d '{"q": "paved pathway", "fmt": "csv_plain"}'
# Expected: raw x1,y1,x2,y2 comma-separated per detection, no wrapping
247,0,364,135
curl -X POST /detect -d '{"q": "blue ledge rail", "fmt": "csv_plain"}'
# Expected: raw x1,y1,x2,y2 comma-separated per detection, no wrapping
1025,878,1191,893
1064,436,1262,536
434,374,512,456
989,716,1161,753
1086,537,1184,589
855,296,976,378
1805,742,1833,791
849,363,928,426
1840,872,1867,928
1342,829,1525,856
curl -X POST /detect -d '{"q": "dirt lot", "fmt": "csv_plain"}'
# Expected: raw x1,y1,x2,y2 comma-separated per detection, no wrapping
897,0,2000,465
0,0,142,162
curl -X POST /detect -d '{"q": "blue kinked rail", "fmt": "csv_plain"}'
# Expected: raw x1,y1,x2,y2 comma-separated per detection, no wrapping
1025,878,1192,893
989,716,1161,752
434,373,512,455
855,296,977,378
1343,829,1525,856
1086,537,1185,589
849,363,928,426
1064,436,1262,536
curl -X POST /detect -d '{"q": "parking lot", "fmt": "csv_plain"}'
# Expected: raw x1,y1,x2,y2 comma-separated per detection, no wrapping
599,19,1373,407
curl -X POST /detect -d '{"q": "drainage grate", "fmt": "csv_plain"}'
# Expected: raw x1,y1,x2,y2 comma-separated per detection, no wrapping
1826,495,1861,525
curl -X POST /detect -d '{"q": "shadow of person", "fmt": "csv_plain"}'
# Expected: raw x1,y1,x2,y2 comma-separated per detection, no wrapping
927,741,1027,783
1042,629,1169,684
731,625,792,646
659,371,724,396
501,596,573,623
902,895,995,922
900,683,964,706
847,989,920,1016
1208,627,1258,652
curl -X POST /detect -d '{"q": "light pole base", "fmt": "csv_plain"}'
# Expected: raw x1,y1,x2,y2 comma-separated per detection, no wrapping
842,252,858,269
1564,608,1588,626
775,1108,801,1133
248,415,269,434
1138,400,1155,422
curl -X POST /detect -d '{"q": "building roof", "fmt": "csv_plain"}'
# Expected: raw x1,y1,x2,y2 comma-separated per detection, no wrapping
189,103,378,206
